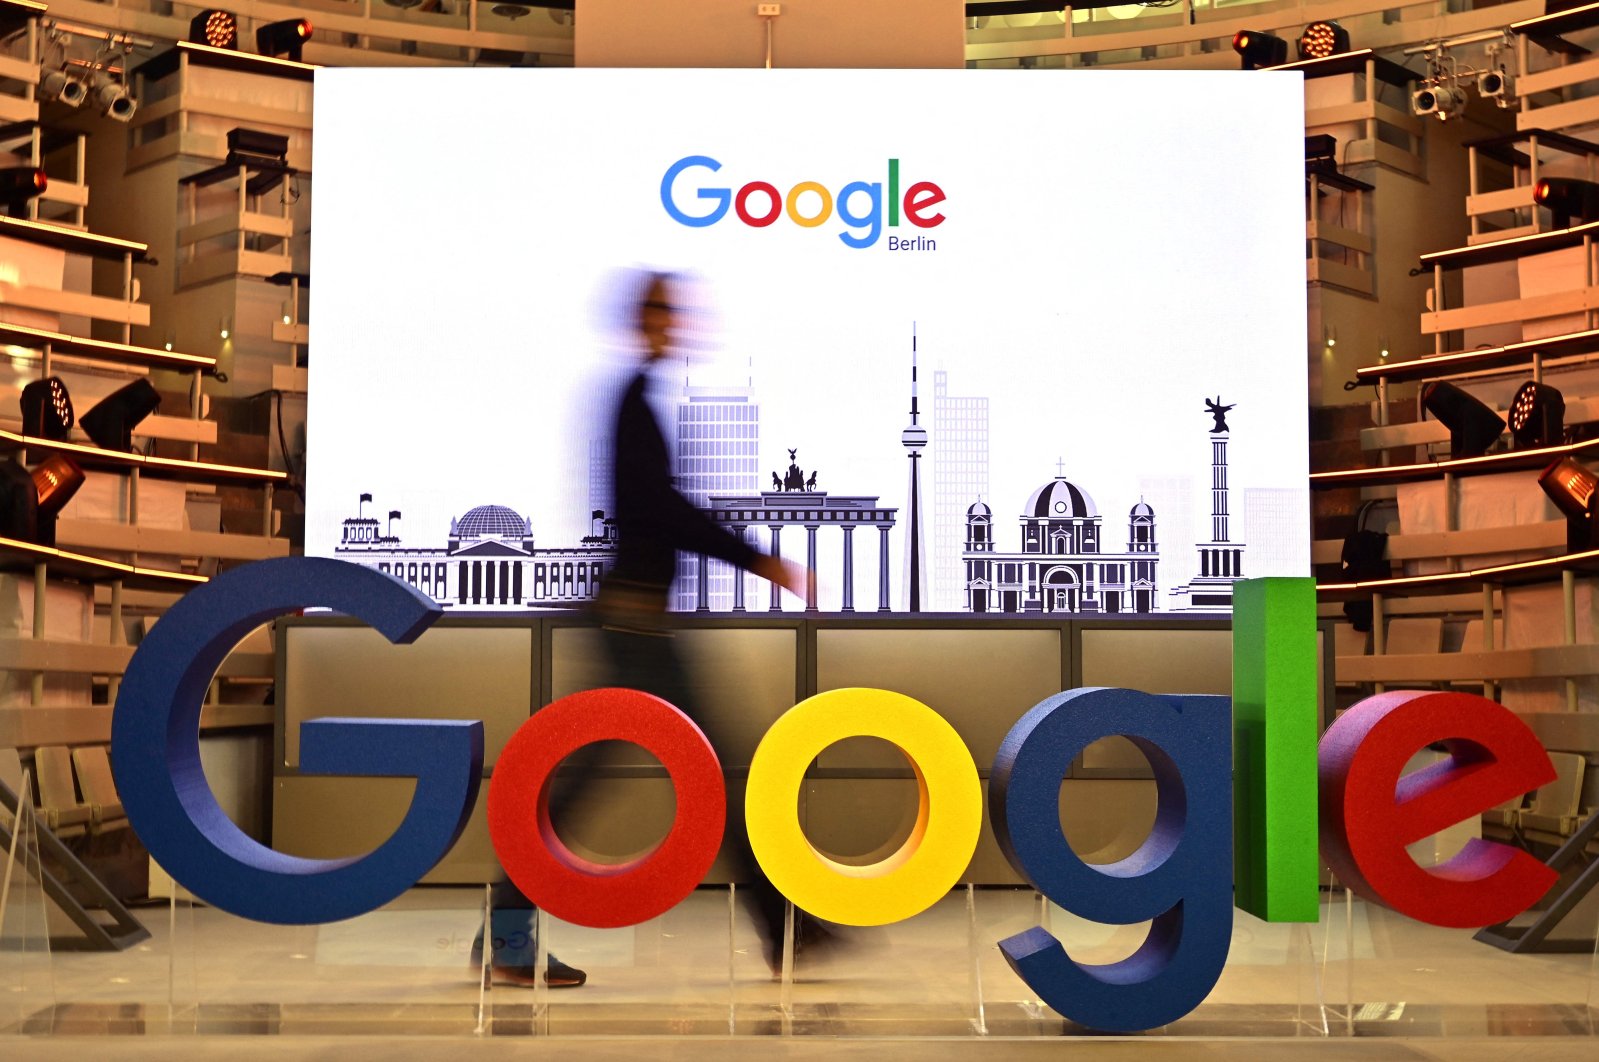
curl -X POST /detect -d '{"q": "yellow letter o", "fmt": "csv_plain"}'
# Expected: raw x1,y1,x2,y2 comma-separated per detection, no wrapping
744,687,982,926
784,181,833,228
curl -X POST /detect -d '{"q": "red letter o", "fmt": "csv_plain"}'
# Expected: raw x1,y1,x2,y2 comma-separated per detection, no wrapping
735,181,782,227
486,688,726,928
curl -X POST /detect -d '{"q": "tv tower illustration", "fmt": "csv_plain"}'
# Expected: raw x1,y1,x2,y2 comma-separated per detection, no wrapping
902,324,928,612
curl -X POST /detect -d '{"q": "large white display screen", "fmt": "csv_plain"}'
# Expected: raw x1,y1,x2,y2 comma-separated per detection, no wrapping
308,68,1308,615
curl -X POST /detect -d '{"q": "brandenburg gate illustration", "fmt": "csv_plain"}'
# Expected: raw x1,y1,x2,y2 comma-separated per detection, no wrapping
701,474,898,612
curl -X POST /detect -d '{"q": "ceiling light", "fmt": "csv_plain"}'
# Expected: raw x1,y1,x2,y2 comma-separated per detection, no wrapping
91,74,137,123
40,68,87,108
1413,83,1468,121
1478,68,1513,105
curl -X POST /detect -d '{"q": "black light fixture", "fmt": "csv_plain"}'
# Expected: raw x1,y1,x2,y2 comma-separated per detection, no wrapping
1233,30,1288,70
226,127,289,168
1539,456,1599,551
1509,380,1565,448
1421,380,1505,459
257,18,313,62
32,454,83,513
1339,526,1389,632
1305,134,1339,177
20,376,73,440
190,10,239,49
0,458,37,543
0,166,46,218
80,379,161,452
1297,20,1350,60
30,454,84,547
1534,176,1599,227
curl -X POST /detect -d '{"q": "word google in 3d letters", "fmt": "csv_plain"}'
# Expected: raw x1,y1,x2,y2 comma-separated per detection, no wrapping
110,559,1558,1033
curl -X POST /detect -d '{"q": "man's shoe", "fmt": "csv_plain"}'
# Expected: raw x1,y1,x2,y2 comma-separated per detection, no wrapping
468,946,588,988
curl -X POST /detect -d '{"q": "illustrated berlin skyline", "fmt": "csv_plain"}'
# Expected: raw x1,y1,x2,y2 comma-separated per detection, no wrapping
576,348,1283,613
327,335,1303,613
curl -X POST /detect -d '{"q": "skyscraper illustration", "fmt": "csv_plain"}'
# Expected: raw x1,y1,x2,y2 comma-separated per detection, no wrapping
588,437,613,529
673,382,761,611
1240,487,1308,578
931,369,989,612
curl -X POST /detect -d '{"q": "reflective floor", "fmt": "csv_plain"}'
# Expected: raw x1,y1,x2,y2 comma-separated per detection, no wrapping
2,884,1597,1053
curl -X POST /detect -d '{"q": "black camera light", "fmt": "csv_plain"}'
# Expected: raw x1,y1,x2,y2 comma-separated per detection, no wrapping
1534,176,1599,227
1421,380,1505,459
80,379,161,452
0,166,46,218
257,18,312,62
1233,30,1288,70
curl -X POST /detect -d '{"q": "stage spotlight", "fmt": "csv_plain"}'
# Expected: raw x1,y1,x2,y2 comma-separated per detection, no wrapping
1413,82,1468,120
1479,68,1514,105
257,18,313,62
30,453,83,547
1540,457,1597,520
1421,380,1505,459
40,68,87,108
190,9,239,49
0,166,46,218
1509,380,1565,448
0,458,37,543
32,454,83,514
1534,176,1599,227
91,74,137,122
20,376,73,440
1232,30,1287,70
80,379,161,452
1297,20,1350,61
1539,456,1599,551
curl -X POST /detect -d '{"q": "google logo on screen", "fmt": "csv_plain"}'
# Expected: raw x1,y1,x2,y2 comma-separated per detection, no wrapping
659,155,946,249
